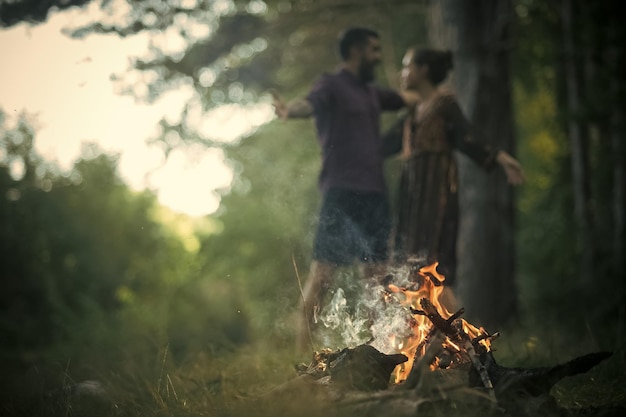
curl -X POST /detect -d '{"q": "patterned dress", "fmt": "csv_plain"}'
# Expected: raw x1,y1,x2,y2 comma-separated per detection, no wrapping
389,93,498,286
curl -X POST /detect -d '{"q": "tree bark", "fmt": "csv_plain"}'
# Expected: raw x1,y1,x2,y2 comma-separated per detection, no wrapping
427,0,518,329
606,15,626,333
561,0,595,286
607,22,625,289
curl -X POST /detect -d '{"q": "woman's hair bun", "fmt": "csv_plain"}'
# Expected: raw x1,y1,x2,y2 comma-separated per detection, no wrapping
443,50,454,71
413,47,454,85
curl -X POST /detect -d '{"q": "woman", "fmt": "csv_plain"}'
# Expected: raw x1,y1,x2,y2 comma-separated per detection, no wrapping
387,47,524,299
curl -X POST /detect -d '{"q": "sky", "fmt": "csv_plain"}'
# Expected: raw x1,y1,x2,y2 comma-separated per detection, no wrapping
0,3,273,217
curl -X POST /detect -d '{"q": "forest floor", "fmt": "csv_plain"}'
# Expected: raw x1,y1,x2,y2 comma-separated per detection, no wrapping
1,321,624,417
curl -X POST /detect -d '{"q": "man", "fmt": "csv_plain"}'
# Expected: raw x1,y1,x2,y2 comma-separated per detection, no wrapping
273,27,416,352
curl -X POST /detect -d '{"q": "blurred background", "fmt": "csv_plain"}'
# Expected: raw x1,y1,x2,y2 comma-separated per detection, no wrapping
1,0,624,415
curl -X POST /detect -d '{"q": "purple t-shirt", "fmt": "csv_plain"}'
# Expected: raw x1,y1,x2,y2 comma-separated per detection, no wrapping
306,69,405,193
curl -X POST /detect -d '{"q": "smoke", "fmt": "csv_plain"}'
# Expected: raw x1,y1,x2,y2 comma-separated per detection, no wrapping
318,288,370,348
317,265,417,354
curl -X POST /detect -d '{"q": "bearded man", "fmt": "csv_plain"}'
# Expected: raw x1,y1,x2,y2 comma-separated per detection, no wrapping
273,27,417,352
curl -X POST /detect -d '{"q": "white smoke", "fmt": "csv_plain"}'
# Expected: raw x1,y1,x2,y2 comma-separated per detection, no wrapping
319,288,370,348
318,265,418,354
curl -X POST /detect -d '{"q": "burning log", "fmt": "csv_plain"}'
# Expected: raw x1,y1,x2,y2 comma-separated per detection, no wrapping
330,345,408,391
297,345,408,392
397,331,445,390
411,298,460,335
409,299,496,398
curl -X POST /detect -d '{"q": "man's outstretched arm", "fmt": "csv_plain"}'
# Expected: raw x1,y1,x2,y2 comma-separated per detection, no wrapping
271,91,314,119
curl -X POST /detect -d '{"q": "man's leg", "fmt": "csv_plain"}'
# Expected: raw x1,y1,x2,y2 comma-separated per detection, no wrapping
358,190,392,285
360,262,389,332
363,262,388,283
297,260,336,354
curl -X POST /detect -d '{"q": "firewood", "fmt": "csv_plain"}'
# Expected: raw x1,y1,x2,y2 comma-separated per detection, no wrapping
410,299,461,336
471,350,613,399
329,345,408,391
463,338,496,399
266,347,613,417
399,331,445,390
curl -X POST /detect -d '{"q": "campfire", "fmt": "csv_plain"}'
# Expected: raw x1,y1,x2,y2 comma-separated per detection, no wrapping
299,261,500,392
380,261,497,385
293,261,612,415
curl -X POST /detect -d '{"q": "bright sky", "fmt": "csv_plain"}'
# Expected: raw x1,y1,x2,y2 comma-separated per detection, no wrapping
0,3,273,217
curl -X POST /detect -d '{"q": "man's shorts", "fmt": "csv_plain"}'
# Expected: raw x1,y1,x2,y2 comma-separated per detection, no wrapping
312,188,391,266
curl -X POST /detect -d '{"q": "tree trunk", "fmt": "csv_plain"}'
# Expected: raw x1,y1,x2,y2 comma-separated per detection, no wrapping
606,14,626,333
607,24,625,289
427,0,518,329
561,0,595,286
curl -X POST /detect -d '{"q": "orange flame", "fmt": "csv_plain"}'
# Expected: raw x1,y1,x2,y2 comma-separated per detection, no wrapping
385,262,492,382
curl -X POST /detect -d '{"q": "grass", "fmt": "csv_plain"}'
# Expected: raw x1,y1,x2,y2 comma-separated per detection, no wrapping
1,317,624,417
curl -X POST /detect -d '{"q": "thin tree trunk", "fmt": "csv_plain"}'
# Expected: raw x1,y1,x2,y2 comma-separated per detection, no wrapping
561,0,595,286
427,0,518,329
609,76,625,342
607,27,625,289
607,20,626,337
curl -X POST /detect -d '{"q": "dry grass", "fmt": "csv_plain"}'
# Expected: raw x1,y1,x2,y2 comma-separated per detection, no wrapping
1,321,624,417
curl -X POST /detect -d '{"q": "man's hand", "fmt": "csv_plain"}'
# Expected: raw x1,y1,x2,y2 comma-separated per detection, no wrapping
399,90,420,107
270,89,313,119
270,90,289,120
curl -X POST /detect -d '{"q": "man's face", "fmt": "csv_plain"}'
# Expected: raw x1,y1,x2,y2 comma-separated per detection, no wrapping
357,36,382,82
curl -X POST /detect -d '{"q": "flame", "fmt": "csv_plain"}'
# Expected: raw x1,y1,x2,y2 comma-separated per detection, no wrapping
383,262,493,383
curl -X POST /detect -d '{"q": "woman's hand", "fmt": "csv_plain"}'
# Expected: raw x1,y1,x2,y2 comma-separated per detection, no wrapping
496,150,525,186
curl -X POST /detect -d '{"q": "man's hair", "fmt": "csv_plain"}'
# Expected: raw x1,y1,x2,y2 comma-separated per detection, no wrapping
338,27,380,60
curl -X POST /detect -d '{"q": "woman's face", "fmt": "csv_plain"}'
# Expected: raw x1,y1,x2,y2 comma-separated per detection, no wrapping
401,50,426,89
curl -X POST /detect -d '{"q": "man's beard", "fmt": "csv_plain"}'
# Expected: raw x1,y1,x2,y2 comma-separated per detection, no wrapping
359,60,377,83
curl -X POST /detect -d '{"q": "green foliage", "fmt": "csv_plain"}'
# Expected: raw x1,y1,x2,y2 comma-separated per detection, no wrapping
512,0,626,343
198,119,320,342
0,111,248,363
0,0,93,27
513,79,576,310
